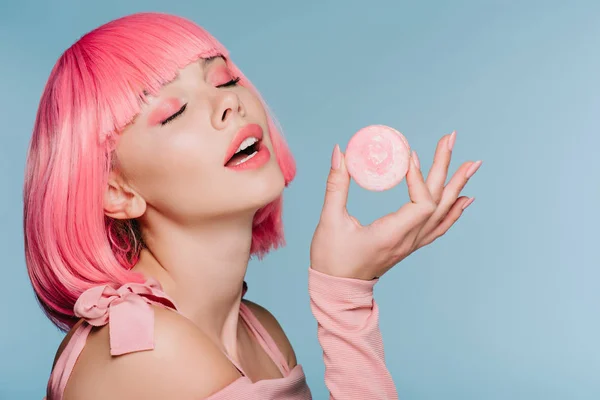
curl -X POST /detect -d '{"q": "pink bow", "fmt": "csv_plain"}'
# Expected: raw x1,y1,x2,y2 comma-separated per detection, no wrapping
74,279,176,356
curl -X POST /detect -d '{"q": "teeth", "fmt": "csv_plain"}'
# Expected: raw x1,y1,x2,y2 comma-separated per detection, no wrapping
235,137,258,155
235,151,258,165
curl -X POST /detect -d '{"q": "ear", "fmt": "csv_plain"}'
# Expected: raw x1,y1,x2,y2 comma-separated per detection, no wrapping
104,171,146,220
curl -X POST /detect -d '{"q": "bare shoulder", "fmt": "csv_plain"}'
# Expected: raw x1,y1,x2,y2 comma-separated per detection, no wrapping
52,319,85,370
242,299,297,368
62,305,241,400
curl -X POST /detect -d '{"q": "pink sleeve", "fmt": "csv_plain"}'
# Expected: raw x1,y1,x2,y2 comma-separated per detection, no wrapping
308,268,398,400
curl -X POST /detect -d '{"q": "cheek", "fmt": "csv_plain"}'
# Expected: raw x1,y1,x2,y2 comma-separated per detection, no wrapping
240,89,268,122
117,130,217,197
250,99,268,123
241,92,273,141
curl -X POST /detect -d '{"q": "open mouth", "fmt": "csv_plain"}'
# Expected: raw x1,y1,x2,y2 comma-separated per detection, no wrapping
225,136,261,167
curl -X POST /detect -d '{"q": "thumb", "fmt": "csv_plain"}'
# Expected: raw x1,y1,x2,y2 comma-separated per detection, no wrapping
321,144,350,220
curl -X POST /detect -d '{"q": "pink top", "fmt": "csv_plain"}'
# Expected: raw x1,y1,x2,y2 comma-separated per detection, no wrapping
46,268,398,399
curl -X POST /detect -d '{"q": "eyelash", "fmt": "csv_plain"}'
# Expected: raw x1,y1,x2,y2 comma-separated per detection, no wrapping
161,104,187,125
160,77,240,125
217,77,241,88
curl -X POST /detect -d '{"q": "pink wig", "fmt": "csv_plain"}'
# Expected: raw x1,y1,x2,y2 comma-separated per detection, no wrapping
23,12,296,331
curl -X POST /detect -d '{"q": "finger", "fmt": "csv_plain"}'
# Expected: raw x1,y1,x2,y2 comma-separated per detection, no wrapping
376,151,435,236
419,159,480,233
436,160,482,217
406,150,435,205
419,196,474,247
425,131,456,203
320,144,351,223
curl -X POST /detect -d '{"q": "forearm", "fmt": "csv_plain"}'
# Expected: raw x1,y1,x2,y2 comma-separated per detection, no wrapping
308,267,398,400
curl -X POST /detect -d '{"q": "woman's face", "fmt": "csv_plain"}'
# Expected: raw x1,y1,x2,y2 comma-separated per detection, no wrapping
111,56,285,225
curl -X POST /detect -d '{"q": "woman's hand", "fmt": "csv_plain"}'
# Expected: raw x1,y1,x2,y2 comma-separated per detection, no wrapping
310,132,481,280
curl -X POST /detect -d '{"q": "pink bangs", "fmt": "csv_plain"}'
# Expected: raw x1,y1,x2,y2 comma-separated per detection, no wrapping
23,12,295,331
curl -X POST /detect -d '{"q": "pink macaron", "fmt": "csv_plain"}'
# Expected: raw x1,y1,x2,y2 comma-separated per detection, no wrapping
345,125,411,191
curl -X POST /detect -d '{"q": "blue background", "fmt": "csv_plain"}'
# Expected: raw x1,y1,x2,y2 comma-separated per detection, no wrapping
1,1,598,399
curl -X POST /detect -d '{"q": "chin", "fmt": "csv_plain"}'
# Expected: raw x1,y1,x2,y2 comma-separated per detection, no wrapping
241,164,286,213
255,171,286,208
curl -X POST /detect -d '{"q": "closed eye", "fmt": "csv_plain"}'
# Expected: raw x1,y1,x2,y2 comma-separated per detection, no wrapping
161,103,187,125
216,77,241,88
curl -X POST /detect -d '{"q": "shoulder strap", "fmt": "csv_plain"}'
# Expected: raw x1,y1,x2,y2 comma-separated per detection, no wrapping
46,323,93,399
47,279,177,399
239,302,290,376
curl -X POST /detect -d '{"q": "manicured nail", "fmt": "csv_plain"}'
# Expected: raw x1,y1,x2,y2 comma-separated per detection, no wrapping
412,150,421,170
331,144,341,170
465,160,482,179
462,197,475,210
447,131,456,151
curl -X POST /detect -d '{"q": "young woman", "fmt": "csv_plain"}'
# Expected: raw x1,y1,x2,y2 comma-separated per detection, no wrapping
24,12,481,400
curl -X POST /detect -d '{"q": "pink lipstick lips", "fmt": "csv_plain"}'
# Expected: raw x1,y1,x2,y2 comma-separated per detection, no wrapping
224,123,271,170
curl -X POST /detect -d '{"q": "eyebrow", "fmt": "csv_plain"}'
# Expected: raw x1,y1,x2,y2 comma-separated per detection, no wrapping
202,54,225,66
141,55,225,97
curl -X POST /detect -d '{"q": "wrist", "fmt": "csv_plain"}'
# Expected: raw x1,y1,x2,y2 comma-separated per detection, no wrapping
309,264,378,281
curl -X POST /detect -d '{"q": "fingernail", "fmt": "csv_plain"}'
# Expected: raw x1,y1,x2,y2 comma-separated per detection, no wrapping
447,131,456,151
331,144,341,170
462,197,475,210
465,160,482,179
412,150,420,170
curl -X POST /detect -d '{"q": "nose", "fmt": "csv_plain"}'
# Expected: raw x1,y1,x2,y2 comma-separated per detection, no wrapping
212,90,245,130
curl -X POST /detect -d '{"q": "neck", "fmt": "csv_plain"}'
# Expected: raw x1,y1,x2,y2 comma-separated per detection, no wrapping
132,212,254,356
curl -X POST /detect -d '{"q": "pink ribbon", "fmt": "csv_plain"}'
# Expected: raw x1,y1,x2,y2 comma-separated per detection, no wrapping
74,279,176,356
